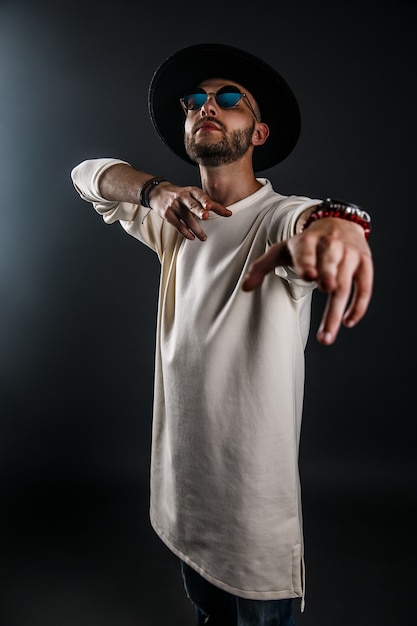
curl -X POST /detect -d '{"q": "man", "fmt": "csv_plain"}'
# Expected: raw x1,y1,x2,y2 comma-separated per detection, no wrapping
71,43,373,626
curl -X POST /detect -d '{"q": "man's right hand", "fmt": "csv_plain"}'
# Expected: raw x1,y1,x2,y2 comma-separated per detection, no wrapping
99,163,232,241
148,181,232,241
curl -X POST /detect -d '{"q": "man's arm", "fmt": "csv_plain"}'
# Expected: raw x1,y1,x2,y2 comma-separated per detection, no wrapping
242,214,373,346
97,162,232,241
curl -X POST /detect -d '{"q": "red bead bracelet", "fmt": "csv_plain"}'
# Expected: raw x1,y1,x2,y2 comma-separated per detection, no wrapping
303,198,372,240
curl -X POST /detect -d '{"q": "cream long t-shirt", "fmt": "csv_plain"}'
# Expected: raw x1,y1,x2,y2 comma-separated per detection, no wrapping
71,158,319,605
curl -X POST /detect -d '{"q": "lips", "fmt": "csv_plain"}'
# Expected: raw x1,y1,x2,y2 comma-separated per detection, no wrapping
197,121,221,132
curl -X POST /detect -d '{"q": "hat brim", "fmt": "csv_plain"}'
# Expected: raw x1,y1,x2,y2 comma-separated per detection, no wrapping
148,43,301,172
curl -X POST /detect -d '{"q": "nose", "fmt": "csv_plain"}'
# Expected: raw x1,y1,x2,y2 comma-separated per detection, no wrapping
200,92,217,116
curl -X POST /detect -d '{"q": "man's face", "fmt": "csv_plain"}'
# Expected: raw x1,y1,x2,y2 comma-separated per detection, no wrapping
183,78,260,167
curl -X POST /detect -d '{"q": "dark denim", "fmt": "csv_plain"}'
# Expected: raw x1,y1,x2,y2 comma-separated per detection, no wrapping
181,561,296,626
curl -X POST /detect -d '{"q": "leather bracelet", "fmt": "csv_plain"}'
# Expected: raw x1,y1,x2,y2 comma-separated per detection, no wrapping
139,177,168,208
303,198,372,240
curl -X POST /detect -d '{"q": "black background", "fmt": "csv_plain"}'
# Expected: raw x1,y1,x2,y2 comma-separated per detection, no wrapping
1,0,416,624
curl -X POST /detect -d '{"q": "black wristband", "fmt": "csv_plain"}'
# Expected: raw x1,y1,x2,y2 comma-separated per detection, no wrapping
139,177,168,208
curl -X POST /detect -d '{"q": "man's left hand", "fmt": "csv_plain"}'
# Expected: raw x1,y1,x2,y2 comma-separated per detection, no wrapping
242,218,374,345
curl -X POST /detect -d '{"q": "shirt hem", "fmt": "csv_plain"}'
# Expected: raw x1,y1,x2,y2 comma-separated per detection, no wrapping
150,514,303,602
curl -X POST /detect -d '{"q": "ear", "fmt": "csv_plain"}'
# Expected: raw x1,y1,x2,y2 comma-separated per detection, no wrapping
252,122,270,147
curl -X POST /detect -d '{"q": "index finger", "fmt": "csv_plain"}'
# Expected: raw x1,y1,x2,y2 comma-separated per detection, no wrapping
188,189,233,218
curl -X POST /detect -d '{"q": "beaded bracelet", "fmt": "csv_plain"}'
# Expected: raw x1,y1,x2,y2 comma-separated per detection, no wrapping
303,198,372,240
139,177,168,208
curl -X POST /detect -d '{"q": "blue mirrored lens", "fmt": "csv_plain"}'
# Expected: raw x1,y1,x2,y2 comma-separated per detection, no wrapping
216,92,242,108
183,93,208,110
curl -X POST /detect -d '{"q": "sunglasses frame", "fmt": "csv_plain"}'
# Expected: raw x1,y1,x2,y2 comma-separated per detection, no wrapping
180,85,260,121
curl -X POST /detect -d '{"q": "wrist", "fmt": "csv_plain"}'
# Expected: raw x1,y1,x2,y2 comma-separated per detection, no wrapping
139,176,168,208
302,198,372,240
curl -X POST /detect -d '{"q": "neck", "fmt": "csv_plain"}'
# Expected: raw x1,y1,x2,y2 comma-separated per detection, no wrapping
198,158,263,206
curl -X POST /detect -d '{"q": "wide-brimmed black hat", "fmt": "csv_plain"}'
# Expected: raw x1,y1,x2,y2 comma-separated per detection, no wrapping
148,43,301,172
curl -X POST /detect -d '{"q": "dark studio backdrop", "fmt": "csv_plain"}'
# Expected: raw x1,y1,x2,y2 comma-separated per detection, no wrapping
1,0,416,624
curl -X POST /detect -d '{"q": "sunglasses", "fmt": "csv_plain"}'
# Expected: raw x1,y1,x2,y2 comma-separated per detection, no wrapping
180,85,259,121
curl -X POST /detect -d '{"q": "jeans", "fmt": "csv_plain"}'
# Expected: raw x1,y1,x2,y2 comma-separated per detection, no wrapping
181,561,296,626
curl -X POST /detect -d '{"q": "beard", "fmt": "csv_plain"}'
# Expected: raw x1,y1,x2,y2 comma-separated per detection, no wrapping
185,122,255,167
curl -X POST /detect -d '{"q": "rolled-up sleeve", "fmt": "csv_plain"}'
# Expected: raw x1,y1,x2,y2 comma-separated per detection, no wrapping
71,157,137,223
70,158,177,258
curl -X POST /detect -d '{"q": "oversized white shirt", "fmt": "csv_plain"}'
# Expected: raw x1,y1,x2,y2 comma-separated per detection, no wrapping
71,158,319,605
